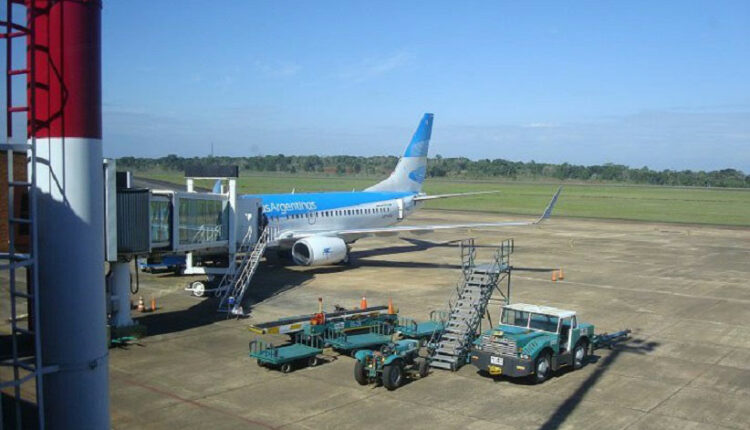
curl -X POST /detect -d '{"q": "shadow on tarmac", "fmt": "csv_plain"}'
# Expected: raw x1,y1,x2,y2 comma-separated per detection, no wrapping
538,337,659,429
135,264,320,336
473,336,658,428
133,237,546,337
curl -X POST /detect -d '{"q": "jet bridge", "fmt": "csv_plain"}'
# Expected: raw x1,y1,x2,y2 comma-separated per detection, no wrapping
104,163,263,330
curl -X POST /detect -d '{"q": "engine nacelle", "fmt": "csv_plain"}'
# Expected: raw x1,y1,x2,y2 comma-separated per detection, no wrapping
291,236,348,266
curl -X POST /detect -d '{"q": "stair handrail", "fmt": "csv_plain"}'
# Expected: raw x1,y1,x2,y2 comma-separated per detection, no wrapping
218,227,268,310
216,227,254,292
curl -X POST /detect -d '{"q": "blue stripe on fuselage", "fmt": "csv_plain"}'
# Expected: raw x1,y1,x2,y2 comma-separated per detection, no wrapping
241,191,415,217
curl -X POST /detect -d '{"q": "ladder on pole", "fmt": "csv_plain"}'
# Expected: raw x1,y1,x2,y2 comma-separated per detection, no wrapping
217,227,270,313
429,239,513,371
0,2,51,428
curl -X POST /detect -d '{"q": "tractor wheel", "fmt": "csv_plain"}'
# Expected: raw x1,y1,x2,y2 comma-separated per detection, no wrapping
573,340,588,370
354,360,369,385
308,356,320,367
529,352,551,384
280,363,293,374
382,360,404,391
416,358,429,378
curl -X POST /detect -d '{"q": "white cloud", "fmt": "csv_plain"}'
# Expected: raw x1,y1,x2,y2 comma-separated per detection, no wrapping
337,51,412,83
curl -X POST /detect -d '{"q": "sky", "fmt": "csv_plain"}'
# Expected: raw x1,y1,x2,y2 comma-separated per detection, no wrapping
5,1,750,171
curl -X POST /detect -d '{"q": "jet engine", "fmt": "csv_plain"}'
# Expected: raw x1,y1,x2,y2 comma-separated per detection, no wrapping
291,236,348,266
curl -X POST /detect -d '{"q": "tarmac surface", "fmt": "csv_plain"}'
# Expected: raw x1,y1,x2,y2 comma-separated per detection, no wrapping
107,210,750,430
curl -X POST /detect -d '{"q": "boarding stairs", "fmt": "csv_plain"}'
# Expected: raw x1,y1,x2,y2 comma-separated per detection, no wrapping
430,239,513,371
217,227,270,313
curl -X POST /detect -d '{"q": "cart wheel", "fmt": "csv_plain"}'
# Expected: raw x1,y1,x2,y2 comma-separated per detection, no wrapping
350,349,359,358
308,356,320,367
382,360,404,391
354,360,369,385
416,358,429,378
256,359,264,368
280,363,293,373
190,281,205,297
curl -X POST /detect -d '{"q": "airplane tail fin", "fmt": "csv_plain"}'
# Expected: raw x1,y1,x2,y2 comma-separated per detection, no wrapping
366,113,433,193
212,179,222,194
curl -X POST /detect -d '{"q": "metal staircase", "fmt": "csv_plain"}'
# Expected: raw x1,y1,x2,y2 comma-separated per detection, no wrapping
217,227,270,313
430,239,513,371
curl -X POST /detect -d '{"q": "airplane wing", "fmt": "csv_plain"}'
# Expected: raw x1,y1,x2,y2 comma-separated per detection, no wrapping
412,190,500,201
280,187,562,242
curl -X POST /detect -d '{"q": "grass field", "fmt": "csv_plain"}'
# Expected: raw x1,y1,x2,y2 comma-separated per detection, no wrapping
138,171,750,226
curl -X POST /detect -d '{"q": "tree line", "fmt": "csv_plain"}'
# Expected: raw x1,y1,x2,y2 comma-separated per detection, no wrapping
117,154,750,188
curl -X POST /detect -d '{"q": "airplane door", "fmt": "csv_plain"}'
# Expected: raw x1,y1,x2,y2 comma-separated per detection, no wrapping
307,211,317,225
396,199,404,220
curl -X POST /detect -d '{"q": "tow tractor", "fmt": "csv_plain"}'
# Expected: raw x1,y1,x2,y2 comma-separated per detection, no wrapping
353,335,430,390
470,303,630,383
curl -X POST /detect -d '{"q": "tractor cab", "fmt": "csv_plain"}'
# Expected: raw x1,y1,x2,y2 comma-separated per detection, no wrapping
472,303,594,383
497,303,578,353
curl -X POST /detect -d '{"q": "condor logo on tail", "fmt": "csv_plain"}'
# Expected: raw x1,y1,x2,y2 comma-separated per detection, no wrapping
408,166,426,184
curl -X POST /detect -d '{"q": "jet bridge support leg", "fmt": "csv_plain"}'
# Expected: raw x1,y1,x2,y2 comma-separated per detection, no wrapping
106,261,146,341
108,262,134,328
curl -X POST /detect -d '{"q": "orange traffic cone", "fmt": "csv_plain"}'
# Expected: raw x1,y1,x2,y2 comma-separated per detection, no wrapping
388,297,395,315
150,297,157,312
558,269,565,280
360,295,367,310
137,296,145,312
551,271,558,282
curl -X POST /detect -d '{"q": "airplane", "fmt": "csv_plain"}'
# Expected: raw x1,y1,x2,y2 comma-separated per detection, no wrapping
240,113,561,266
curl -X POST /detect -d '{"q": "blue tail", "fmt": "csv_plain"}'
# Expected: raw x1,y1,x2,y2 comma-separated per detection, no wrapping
366,113,433,193
212,179,222,194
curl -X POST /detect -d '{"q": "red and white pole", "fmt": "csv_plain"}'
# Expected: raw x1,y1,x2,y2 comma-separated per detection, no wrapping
28,0,109,427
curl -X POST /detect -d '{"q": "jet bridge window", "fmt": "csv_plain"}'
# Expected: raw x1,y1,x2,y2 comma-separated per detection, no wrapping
149,198,171,246
178,197,227,245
